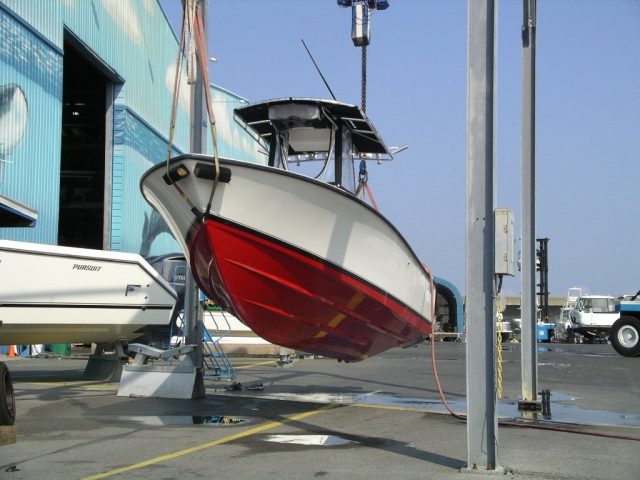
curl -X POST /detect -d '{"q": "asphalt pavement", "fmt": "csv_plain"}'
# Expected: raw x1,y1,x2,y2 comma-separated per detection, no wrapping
1,342,639,479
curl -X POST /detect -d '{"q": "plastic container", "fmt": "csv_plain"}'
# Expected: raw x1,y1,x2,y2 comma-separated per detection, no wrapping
49,344,71,356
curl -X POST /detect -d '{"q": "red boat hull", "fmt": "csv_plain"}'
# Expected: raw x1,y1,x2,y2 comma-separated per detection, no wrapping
188,217,431,362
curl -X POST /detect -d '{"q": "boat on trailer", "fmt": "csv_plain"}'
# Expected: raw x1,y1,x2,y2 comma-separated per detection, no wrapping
141,98,433,362
0,240,178,345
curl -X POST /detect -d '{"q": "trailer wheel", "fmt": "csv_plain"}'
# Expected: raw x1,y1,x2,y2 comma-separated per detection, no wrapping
0,362,16,426
611,316,640,357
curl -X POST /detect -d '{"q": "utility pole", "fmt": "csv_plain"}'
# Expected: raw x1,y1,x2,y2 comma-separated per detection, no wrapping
465,0,498,471
520,0,539,408
185,0,207,398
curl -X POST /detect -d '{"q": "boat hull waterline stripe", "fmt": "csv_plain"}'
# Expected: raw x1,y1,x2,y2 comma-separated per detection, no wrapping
1,303,173,310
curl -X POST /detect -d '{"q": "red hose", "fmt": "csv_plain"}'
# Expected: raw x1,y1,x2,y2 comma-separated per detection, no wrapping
428,326,640,440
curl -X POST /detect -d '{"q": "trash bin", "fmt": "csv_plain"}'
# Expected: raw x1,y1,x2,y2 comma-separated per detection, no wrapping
49,344,71,356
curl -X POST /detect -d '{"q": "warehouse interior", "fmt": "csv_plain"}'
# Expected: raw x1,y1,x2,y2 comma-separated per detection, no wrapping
58,36,108,250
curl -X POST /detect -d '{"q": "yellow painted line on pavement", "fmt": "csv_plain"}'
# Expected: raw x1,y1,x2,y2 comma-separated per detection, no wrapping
351,403,430,414
82,403,339,480
233,359,277,369
14,381,118,389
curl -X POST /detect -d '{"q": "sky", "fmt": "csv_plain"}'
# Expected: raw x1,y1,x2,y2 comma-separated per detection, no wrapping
159,0,640,298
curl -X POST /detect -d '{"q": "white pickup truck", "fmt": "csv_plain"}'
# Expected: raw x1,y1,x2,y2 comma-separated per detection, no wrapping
568,295,620,342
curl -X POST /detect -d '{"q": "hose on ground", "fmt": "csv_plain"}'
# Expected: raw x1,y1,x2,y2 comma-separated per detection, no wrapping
428,327,640,441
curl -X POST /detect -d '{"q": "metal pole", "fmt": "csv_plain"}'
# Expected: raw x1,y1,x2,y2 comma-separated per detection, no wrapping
520,0,538,405
465,0,497,470
184,0,207,398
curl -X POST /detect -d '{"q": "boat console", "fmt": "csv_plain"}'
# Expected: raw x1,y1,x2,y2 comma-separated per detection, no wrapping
234,98,392,195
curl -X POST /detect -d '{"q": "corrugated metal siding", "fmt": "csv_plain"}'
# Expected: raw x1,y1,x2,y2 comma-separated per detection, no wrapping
110,83,126,251
121,108,182,256
0,3,62,244
210,85,264,163
61,0,191,149
0,0,262,256
0,0,63,50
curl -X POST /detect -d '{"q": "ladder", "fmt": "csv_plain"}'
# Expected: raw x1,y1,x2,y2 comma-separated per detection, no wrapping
166,264,235,381
201,308,236,380
168,301,235,382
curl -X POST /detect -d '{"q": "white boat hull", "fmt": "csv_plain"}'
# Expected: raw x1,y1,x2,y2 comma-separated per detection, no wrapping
142,156,433,318
0,241,178,345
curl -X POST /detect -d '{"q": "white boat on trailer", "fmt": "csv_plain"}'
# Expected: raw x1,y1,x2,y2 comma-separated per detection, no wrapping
0,240,178,345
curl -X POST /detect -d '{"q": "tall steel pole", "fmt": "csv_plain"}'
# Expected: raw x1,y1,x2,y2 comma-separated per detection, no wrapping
184,0,207,398
465,0,497,470
520,0,538,405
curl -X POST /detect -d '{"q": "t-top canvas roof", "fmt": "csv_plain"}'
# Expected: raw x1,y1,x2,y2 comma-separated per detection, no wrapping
234,98,391,157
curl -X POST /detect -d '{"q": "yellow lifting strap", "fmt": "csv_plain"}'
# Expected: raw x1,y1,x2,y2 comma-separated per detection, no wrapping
496,296,503,399
164,0,221,216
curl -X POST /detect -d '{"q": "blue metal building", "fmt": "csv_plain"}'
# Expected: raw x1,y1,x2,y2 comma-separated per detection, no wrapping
0,0,260,256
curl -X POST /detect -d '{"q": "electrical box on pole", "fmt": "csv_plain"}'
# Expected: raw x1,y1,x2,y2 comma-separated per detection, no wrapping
494,208,515,276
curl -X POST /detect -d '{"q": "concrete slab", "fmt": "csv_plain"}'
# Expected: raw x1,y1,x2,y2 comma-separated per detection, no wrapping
1,343,638,479
118,365,197,399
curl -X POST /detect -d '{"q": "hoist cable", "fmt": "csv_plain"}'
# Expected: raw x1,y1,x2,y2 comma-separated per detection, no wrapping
193,4,221,215
165,9,187,174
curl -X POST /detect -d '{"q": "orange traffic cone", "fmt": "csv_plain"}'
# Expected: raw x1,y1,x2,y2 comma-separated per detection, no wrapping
7,345,16,357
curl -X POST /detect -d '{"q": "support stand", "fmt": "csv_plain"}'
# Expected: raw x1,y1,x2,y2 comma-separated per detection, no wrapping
276,347,297,368
83,342,127,382
117,343,203,399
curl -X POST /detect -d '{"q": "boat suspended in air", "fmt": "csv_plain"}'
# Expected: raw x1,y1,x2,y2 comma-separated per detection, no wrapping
141,98,434,362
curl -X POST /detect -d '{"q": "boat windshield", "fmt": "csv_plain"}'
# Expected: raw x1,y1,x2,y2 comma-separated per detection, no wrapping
283,128,357,193
291,159,357,191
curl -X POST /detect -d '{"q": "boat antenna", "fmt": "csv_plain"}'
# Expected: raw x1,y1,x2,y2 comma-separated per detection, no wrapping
301,39,337,101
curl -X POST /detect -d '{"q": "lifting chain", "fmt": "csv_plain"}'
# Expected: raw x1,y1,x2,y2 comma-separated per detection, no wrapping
361,44,367,113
